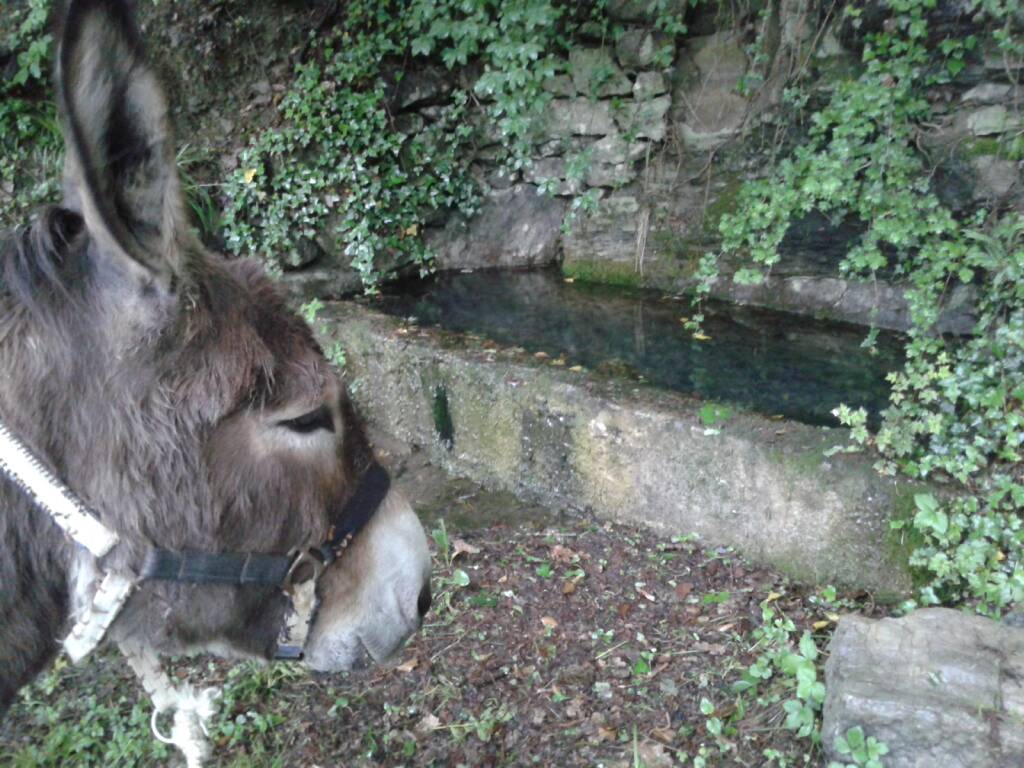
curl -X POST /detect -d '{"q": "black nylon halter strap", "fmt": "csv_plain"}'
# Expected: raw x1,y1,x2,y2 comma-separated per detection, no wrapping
315,462,391,565
138,462,392,587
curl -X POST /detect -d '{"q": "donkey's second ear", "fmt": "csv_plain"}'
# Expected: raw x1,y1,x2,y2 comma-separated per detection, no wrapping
58,0,188,289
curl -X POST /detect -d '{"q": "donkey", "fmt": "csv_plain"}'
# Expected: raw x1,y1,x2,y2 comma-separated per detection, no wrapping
0,0,431,714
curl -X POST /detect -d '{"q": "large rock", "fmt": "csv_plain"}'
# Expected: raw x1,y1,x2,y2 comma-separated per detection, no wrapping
614,94,671,141
713,275,976,334
590,133,648,165
633,71,668,100
616,28,656,70
961,83,1013,104
544,98,618,137
542,74,576,97
676,92,748,150
563,194,642,268
615,29,673,70
570,48,632,98
523,157,583,196
673,32,750,150
972,155,1020,199
823,609,1024,768
967,105,1020,136
689,32,748,88
427,184,567,270
392,65,451,110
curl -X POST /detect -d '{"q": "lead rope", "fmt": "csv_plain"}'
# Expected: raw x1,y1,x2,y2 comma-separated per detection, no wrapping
120,642,221,768
0,419,219,767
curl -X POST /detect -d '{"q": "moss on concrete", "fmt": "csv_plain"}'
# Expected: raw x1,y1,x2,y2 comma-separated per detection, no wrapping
961,137,1003,159
562,259,644,288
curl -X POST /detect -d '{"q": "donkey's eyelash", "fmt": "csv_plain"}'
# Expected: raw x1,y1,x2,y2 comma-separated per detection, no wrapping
278,405,334,434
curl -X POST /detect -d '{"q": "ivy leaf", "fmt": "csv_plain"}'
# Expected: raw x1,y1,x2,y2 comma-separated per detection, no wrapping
914,493,948,536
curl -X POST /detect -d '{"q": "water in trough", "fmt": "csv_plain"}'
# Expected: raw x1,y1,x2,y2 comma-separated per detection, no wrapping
375,269,903,428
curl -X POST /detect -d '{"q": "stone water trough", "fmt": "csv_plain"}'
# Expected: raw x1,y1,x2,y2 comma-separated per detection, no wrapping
316,275,929,595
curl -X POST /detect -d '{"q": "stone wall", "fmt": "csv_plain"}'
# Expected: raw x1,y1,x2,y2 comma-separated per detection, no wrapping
285,1,1020,332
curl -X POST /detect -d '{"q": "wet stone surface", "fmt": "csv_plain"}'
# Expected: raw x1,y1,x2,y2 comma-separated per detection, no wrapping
375,269,904,428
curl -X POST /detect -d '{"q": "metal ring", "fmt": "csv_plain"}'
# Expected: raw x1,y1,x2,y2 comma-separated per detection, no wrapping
150,708,175,745
284,550,324,591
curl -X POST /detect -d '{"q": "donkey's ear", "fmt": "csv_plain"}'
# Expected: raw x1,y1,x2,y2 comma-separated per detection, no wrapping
57,0,188,288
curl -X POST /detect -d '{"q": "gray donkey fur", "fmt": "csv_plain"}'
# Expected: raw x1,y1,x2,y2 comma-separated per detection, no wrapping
0,0,402,711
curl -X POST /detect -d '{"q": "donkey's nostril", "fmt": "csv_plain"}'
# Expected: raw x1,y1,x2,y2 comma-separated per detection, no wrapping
417,582,432,618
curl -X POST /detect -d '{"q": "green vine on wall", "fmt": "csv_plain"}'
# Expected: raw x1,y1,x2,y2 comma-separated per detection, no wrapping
0,0,61,226
221,0,586,290
693,0,1024,616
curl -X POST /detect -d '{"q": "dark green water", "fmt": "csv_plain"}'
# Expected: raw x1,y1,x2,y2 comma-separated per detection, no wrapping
376,270,903,428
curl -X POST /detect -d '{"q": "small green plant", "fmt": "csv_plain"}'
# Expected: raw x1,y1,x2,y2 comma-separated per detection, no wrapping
0,0,62,228
829,726,890,768
691,0,1024,618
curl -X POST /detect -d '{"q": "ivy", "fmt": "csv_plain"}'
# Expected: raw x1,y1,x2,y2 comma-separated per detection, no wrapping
0,0,61,226
222,0,588,290
694,0,1024,616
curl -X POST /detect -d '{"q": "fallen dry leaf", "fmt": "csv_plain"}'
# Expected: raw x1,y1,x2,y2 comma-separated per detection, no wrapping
562,580,577,595
416,713,442,734
540,616,559,630
395,657,419,673
550,544,577,564
452,538,481,559
674,582,694,600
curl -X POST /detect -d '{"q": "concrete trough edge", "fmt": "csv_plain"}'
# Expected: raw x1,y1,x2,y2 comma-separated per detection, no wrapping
320,301,923,595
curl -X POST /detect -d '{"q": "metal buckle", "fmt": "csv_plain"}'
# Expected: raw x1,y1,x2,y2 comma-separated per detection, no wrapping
283,550,324,592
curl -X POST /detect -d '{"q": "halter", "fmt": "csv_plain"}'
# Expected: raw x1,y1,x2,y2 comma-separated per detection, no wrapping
0,417,390,765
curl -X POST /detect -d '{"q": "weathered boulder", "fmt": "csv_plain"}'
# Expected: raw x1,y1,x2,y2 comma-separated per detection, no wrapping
676,92,748,150
544,98,618,137
689,32,748,87
633,71,668,100
972,155,1020,199
616,29,658,70
585,161,637,189
523,157,583,196
570,47,632,98
967,105,1020,136
392,65,451,110
542,74,576,97
962,82,1014,104
823,609,1024,768
614,94,671,141
673,32,750,150
590,133,648,165
563,193,642,270
426,184,567,270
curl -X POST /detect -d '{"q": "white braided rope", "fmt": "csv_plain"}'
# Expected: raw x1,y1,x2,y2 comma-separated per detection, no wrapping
120,642,221,768
64,569,135,662
0,420,118,558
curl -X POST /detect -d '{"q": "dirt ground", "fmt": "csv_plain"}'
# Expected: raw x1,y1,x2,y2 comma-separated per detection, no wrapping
0,433,888,767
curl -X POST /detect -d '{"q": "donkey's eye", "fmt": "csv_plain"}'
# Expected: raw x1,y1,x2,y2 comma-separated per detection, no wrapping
278,405,334,434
